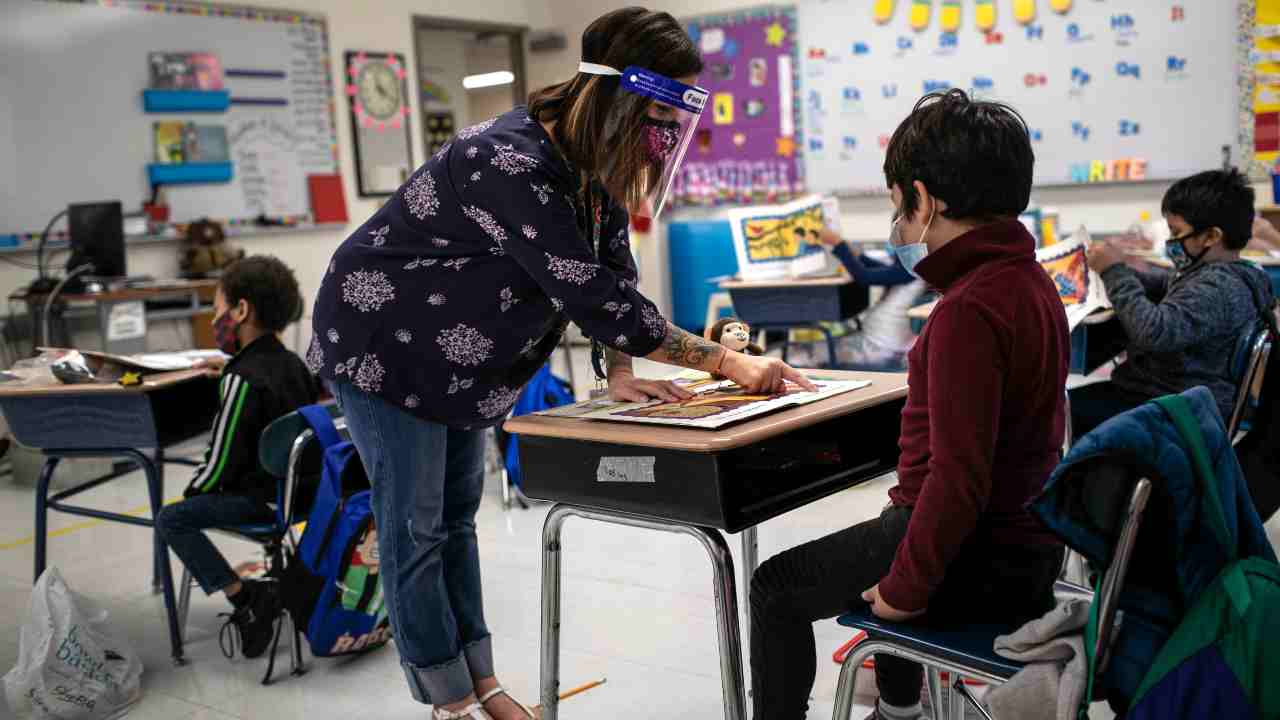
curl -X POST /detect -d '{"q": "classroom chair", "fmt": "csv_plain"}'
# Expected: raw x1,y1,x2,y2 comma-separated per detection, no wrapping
1227,326,1272,444
831,471,1153,720
174,402,342,685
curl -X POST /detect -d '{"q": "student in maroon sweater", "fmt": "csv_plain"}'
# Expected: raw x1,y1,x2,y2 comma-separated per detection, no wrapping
749,90,1068,720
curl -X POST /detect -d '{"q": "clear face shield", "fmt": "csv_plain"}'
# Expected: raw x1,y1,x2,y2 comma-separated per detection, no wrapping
579,62,709,220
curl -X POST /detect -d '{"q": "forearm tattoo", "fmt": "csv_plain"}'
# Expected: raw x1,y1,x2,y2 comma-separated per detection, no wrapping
605,347,631,373
660,323,721,368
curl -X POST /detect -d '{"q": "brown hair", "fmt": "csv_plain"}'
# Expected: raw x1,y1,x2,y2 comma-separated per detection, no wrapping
528,7,702,210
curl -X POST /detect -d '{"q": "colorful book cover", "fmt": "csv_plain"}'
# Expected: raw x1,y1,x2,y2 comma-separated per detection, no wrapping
185,124,230,163
190,53,224,90
149,52,222,89
149,52,196,89
153,121,186,163
1034,227,1111,330
728,195,840,280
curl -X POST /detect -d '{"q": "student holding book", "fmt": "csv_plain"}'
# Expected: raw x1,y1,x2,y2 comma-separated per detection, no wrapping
780,233,926,371
748,90,1067,720
1072,169,1275,438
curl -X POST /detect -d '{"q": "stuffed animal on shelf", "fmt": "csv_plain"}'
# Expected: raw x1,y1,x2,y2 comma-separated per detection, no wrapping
180,218,244,278
705,317,764,379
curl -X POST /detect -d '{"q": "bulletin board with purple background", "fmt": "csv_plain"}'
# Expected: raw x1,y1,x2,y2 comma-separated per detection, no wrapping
671,6,805,208
797,0,1248,196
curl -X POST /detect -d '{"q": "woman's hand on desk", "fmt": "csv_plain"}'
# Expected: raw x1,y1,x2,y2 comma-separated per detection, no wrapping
607,372,694,403
861,583,925,622
720,351,818,394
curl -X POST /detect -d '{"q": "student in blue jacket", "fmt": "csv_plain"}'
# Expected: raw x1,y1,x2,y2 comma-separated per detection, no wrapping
782,229,927,370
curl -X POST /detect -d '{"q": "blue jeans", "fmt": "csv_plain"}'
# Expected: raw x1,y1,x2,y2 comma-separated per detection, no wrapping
156,494,276,594
332,380,492,707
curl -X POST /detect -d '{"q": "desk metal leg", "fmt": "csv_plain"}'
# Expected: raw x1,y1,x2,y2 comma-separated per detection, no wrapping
153,448,165,594
33,457,60,581
541,504,746,720
739,526,758,653
133,449,184,665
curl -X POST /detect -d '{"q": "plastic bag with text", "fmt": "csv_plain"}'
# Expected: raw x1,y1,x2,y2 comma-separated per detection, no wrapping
4,567,143,719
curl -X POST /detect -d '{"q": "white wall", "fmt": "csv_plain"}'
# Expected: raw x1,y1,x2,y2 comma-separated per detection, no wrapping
1,0,551,355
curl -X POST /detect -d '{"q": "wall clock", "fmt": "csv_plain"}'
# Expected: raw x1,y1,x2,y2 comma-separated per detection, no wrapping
345,51,414,197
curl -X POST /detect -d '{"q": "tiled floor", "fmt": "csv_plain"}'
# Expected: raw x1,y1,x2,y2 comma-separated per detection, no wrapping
0,350,1275,719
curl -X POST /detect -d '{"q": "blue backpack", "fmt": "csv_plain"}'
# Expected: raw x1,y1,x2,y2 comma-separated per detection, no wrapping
284,405,389,657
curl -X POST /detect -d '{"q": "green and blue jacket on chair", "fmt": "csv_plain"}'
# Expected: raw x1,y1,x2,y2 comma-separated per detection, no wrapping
1031,386,1278,716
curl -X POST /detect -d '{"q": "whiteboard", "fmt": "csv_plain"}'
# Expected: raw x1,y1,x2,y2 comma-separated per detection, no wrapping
0,0,338,238
797,0,1244,194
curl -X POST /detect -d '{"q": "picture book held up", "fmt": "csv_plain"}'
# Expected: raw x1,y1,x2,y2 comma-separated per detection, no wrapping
537,376,870,429
728,195,842,280
1035,226,1111,330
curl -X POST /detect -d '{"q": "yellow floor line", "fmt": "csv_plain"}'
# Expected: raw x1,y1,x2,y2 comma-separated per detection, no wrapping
0,496,183,551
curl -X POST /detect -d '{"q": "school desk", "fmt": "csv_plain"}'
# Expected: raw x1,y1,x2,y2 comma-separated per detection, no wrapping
907,299,1114,372
12,278,218,355
504,370,909,720
0,366,220,664
719,276,869,364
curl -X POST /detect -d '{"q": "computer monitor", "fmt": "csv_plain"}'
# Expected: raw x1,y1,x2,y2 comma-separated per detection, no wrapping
66,201,125,280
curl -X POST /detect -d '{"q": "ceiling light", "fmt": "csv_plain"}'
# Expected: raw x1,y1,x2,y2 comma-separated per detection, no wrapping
463,71,514,89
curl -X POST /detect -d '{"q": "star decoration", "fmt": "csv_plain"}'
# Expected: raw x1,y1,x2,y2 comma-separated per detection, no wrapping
118,372,142,387
765,22,787,47
776,136,796,157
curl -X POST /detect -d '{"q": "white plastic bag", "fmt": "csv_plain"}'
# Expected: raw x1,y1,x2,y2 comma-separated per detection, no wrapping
4,568,143,719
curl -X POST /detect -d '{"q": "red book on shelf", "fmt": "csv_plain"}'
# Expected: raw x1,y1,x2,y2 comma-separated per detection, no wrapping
308,174,348,224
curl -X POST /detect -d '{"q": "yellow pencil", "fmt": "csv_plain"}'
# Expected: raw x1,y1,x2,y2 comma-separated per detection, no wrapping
532,678,608,711
559,678,607,701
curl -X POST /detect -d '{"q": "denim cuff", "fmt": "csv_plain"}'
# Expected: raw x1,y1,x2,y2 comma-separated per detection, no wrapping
402,652,474,706
463,635,494,681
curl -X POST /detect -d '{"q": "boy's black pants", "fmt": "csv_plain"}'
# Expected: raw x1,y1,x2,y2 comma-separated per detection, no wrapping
748,505,1061,719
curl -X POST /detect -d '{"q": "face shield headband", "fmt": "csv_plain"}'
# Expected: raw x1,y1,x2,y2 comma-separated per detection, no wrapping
578,62,708,219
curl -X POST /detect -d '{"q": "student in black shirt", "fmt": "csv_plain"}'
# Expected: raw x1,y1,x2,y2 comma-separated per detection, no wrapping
157,256,318,658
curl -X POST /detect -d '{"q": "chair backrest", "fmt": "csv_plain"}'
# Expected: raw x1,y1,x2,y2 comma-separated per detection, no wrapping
1091,476,1152,676
258,400,346,526
1228,328,1272,441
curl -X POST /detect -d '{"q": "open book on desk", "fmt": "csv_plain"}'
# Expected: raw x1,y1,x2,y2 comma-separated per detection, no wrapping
536,376,871,430
40,348,228,372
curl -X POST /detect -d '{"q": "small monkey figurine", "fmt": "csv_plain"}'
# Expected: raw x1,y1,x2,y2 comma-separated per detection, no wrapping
705,317,764,379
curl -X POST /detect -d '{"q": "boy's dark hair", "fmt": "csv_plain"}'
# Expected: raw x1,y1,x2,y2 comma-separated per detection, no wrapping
884,89,1034,221
218,255,303,333
528,7,702,209
1161,168,1255,250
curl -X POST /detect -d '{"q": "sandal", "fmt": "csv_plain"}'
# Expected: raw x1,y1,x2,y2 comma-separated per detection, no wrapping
479,686,537,719
432,702,493,720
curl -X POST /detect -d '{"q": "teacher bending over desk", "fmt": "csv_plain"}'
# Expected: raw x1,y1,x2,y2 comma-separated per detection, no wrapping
310,8,809,720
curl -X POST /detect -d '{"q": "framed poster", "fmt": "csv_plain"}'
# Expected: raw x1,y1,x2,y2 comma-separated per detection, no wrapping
345,51,414,197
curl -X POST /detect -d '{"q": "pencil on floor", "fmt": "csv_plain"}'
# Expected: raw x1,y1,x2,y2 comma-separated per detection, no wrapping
533,678,608,709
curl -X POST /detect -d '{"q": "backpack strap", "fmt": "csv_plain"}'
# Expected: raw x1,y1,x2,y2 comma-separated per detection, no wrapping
1153,394,1234,556
298,404,342,450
